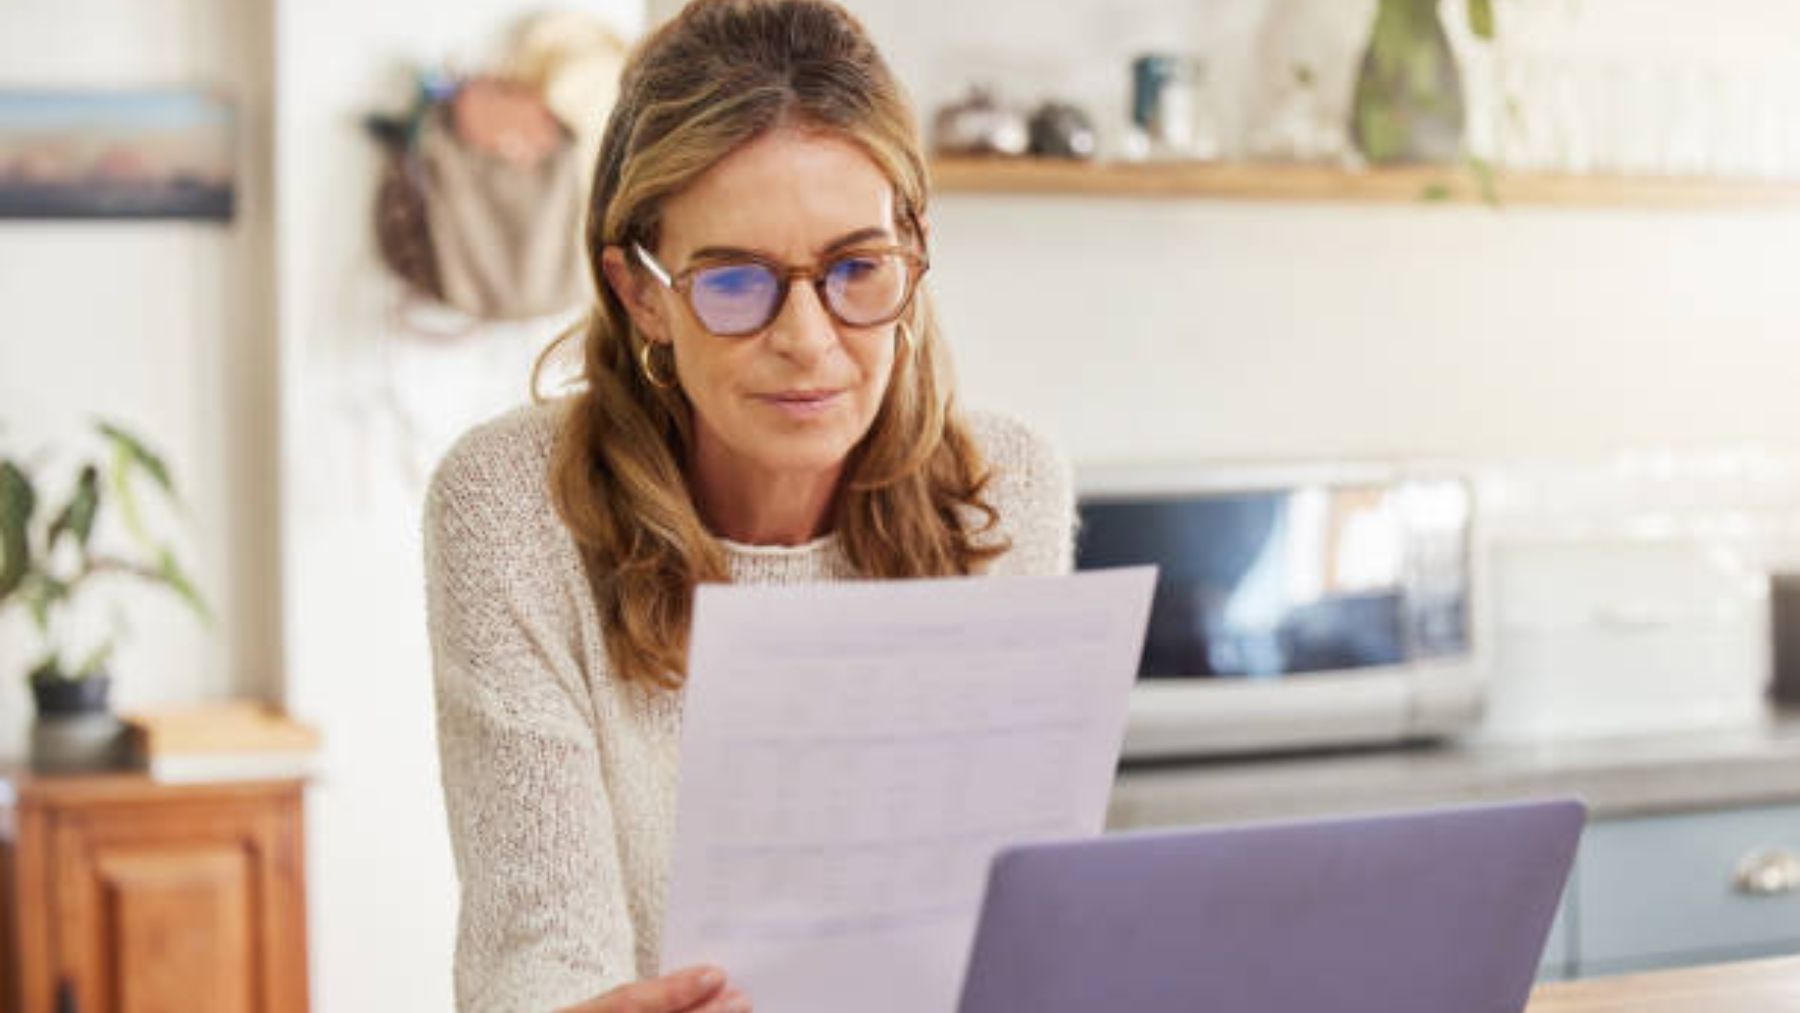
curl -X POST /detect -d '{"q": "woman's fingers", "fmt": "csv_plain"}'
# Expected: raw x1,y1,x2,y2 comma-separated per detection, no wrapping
628,965,729,1011
557,965,729,1013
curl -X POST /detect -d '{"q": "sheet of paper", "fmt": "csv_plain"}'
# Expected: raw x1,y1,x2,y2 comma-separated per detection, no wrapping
660,566,1157,1013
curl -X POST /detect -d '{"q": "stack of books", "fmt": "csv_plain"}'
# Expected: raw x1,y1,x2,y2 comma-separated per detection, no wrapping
120,700,320,784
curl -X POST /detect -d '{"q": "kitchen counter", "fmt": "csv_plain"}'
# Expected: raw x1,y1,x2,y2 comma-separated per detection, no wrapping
1526,955,1800,1011
1109,710,1800,830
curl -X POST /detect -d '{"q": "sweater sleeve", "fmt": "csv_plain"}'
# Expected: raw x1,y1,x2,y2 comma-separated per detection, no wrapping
968,411,1078,577
423,435,636,1012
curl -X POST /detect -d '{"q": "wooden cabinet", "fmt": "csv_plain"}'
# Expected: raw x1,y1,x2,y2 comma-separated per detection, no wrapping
0,770,308,1013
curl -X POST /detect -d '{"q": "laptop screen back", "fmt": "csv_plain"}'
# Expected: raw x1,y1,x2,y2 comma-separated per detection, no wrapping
957,798,1584,1013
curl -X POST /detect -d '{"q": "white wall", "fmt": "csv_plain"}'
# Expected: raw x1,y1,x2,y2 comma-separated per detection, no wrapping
0,0,279,765
930,197,1800,465
271,1,637,1008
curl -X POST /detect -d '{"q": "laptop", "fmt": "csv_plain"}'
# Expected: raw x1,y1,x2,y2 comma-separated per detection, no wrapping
956,797,1585,1013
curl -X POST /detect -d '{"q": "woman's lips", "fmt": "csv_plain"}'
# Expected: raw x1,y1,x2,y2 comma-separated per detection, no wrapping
757,389,844,418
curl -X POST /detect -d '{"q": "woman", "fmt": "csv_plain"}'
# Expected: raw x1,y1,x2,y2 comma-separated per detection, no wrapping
423,1,1074,1010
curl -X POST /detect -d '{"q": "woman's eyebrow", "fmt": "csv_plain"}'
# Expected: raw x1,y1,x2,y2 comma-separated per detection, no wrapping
819,226,893,254
687,226,895,263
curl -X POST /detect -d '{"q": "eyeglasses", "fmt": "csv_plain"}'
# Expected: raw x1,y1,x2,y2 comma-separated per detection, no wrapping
631,241,928,337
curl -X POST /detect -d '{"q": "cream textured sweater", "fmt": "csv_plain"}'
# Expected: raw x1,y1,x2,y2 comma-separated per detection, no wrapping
423,396,1075,1013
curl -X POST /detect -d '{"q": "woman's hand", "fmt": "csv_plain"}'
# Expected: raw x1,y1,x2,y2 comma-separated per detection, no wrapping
557,965,752,1013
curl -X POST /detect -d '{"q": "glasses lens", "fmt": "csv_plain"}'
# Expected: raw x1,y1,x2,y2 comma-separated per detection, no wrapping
823,253,910,326
690,262,782,335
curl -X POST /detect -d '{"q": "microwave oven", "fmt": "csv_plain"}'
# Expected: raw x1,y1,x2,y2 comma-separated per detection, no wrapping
1076,464,1486,761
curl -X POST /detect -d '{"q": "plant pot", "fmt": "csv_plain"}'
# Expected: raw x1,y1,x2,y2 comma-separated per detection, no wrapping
1351,0,1466,165
29,672,130,774
30,671,113,716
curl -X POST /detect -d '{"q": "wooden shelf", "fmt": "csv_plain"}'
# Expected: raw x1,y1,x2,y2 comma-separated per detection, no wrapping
929,156,1800,209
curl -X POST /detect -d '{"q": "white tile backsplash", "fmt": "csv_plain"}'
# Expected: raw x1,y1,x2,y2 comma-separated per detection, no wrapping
1471,448,1799,742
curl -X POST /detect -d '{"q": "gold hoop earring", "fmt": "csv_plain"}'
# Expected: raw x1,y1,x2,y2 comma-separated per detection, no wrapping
638,340,677,390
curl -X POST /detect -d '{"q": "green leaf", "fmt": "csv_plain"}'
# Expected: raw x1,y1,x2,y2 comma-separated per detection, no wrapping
1467,0,1495,41
156,545,212,627
73,639,114,678
1421,180,1454,202
97,420,185,551
0,460,35,601
46,465,100,555
28,654,65,683
108,441,150,550
95,420,176,503
22,572,68,632
1466,154,1501,206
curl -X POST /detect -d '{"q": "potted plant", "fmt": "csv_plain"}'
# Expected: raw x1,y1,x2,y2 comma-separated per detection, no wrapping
0,420,210,772
1352,0,1495,165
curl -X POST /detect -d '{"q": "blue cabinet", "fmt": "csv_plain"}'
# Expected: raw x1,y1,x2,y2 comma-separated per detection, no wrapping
1571,802,1800,977
1538,887,1574,981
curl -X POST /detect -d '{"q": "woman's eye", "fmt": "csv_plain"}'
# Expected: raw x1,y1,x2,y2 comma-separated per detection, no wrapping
834,257,882,280
700,265,771,296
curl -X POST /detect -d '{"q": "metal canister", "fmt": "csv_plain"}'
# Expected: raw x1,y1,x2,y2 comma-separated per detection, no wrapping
1131,53,1197,154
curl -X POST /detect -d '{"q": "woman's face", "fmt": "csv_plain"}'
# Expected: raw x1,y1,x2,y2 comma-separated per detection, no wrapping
608,127,908,479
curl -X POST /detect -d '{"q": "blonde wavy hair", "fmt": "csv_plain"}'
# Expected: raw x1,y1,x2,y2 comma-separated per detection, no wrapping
531,0,1008,688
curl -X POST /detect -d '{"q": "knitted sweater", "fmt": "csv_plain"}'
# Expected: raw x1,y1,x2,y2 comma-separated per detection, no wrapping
422,396,1075,1012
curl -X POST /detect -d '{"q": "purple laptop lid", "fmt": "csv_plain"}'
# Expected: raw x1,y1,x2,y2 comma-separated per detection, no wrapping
956,797,1585,1013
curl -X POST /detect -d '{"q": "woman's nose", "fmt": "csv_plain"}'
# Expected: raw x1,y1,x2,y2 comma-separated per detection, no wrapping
765,281,837,364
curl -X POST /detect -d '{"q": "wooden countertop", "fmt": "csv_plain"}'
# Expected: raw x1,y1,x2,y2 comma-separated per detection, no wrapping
0,765,306,814
1528,956,1800,1011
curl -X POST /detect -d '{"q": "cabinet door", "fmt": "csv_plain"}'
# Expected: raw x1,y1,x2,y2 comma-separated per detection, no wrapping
1576,802,1800,977
1537,883,1574,982
48,793,306,1013
1,836,18,1013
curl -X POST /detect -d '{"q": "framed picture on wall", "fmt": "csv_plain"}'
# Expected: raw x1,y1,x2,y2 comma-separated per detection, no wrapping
0,90,235,222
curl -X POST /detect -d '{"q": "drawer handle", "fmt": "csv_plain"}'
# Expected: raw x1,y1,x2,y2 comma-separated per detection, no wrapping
1733,849,1800,897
